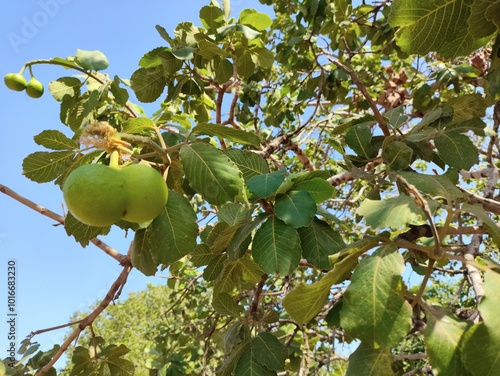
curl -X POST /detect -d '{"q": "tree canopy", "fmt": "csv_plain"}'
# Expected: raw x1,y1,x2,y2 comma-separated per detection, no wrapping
2,0,500,375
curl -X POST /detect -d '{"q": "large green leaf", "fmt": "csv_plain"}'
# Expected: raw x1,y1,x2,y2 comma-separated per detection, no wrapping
424,306,472,376
227,214,267,260
274,190,316,228
397,170,464,202
22,151,75,183
346,343,395,376
293,178,334,203
193,123,261,147
382,140,413,170
130,66,167,103
143,191,198,264
297,217,346,269
239,9,273,31
435,131,478,170
225,149,269,182
247,169,286,198
180,143,244,205
199,5,225,30
340,243,412,348
389,0,485,58
122,118,155,135
356,195,424,229
345,123,375,159
34,130,78,151
250,333,286,371
252,216,301,275
212,292,244,317
234,347,275,376
48,77,81,101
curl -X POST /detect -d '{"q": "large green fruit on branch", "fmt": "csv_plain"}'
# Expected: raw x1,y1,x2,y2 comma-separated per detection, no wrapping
25,77,44,98
62,163,168,227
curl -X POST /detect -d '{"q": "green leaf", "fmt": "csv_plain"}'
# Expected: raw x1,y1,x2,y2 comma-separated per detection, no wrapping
424,306,472,376
219,203,252,226
236,50,256,78
251,333,286,371
216,58,234,82
200,5,225,30
447,94,487,123
22,151,75,183
75,49,109,71
234,348,276,376
345,123,375,159
247,169,286,198
297,217,346,269
283,267,345,326
389,0,479,59
227,214,267,260
346,343,395,376
172,46,196,60
34,130,78,151
340,243,412,348
197,39,230,59
397,170,464,202
181,78,202,96
382,141,413,170
48,77,81,101
225,149,269,182
193,123,261,147
138,47,168,68
131,229,157,276
356,195,425,229
293,178,334,203
159,51,183,74
252,216,302,275
435,130,478,170
251,47,274,69
122,118,155,135
130,66,167,103
180,143,244,205
469,0,498,38
64,212,110,247
461,270,500,375
155,25,174,45
143,191,198,264
461,204,500,246
212,292,244,317
239,9,273,31
274,190,316,228
110,75,129,105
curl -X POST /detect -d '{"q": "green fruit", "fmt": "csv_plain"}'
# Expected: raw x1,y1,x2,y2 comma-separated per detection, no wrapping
121,164,168,223
62,163,168,227
26,77,44,98
63,164,128,227
4,73,27,91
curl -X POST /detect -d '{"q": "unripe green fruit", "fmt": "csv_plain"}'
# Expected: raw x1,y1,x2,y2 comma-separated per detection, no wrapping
120,164,169,223
63,164,128,227
4,73,27,91
63,163,168,227
26,77,44,98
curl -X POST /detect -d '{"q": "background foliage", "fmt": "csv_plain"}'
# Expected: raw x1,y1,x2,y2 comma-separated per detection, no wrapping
2,0,500,375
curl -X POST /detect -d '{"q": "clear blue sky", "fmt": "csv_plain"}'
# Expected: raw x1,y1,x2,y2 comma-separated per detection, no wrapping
0,0,268,367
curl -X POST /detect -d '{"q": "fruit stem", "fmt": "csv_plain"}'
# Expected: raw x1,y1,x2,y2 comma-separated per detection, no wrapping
109,150,120,169
28,65,34,78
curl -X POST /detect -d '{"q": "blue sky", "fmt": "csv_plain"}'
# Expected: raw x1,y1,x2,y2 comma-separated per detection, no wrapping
0,0,269,367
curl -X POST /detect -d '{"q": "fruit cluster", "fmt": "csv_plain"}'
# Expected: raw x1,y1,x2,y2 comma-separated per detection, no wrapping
63,163,169,227
4,73,44,98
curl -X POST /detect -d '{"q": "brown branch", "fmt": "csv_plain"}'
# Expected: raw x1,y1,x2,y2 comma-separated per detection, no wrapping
327,157,383,186
329,58,390,137
250,274,268,318
0,184,127,263
393,352,428,361
35,265,132,376
28,320,84,338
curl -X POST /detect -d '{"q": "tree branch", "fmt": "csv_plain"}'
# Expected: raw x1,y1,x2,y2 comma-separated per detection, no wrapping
35,264,132,376
0,184,126,263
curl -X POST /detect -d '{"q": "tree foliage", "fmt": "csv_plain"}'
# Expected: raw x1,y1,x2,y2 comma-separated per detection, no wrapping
2,0,500,375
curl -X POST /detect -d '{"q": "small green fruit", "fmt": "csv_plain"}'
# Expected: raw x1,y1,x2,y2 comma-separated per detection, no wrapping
26,77,44,98
121,164,168,223
63,164,128,227
4,73,27,91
